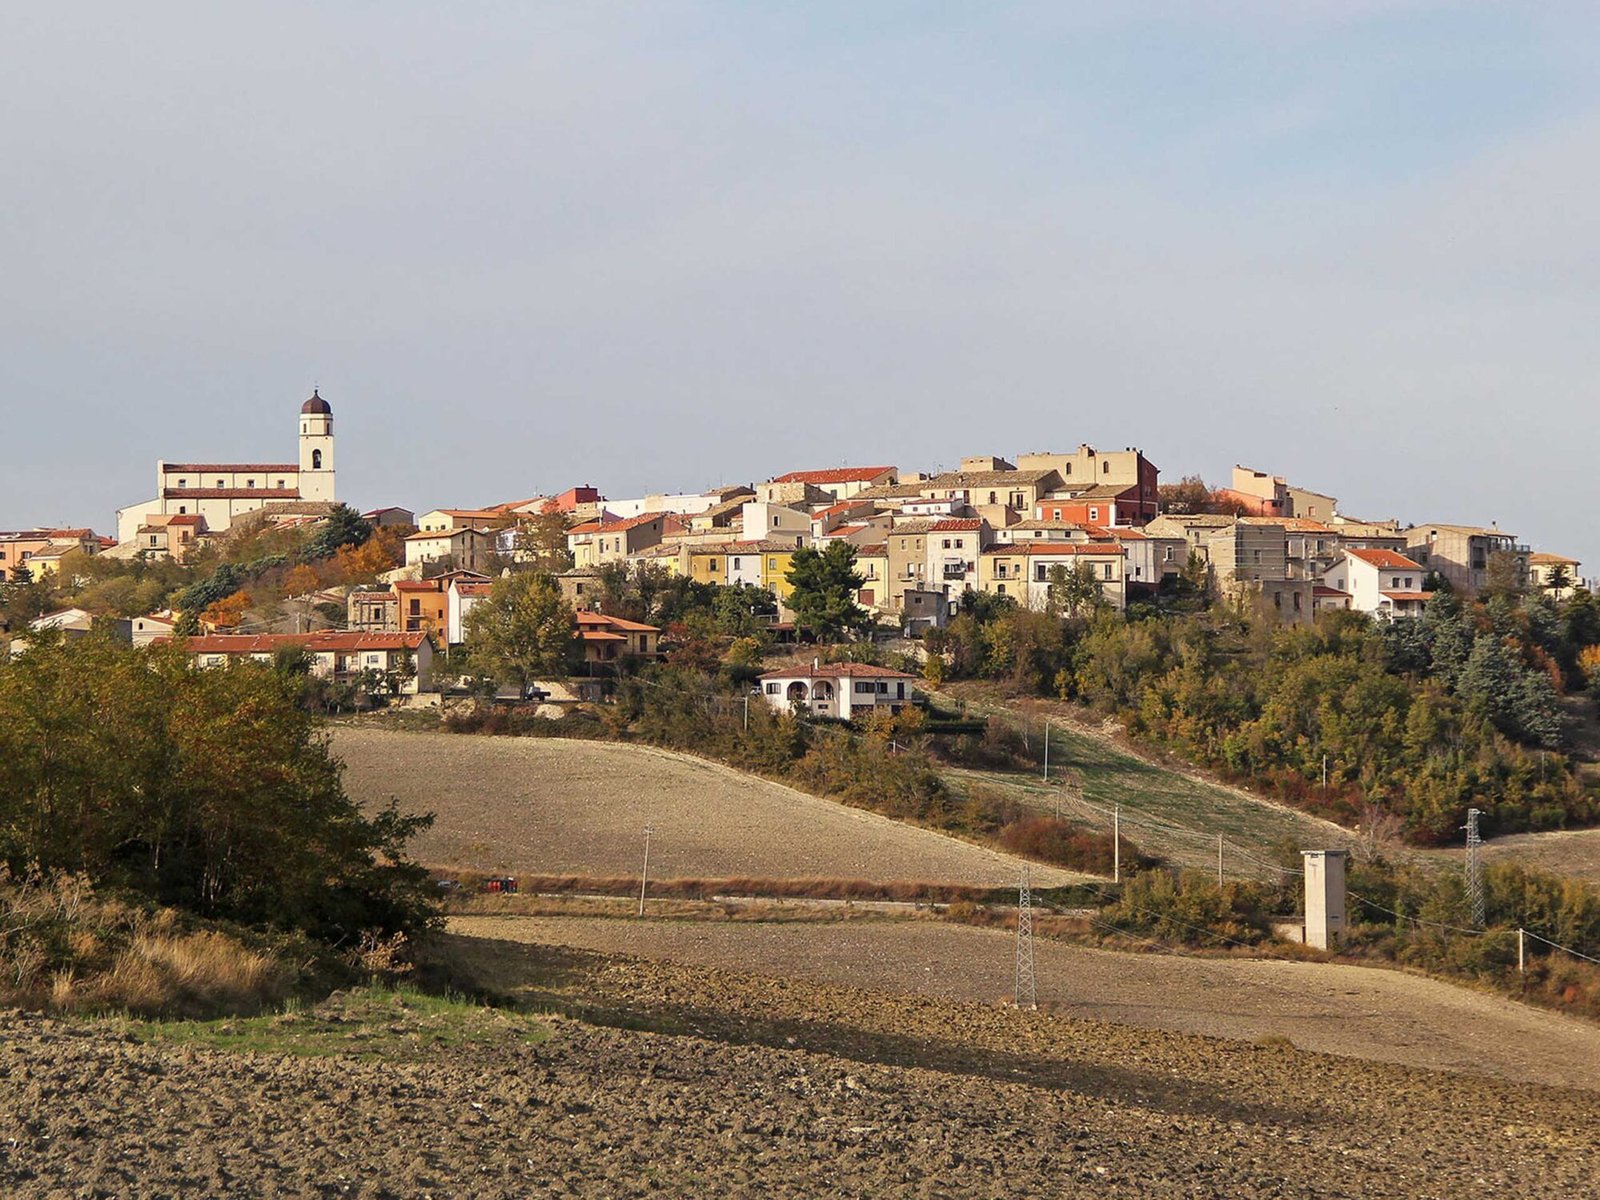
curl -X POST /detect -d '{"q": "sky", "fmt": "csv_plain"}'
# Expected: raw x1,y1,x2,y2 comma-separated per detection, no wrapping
3,3,1597,572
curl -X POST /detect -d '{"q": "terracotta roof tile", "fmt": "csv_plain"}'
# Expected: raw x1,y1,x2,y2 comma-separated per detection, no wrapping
1347,548,1424,570
757,662,917,680
771,466,895,485
163,463,297,473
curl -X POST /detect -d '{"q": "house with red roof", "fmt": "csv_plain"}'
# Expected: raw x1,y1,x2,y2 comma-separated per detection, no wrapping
756,661,917,720
766,465,897,503
924,518,991,610
566,512,667,568
1321,548,1432,618
159,630,433,693
574,610,662,665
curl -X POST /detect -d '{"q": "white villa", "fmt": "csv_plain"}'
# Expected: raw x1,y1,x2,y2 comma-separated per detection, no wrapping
1320,548,1432,618
757,662,917,720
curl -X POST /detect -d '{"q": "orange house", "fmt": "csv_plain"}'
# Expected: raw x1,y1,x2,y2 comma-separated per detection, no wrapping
394,579,450,641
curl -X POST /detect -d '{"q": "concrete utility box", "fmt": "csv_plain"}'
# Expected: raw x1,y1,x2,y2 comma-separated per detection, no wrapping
1302,850,1349,950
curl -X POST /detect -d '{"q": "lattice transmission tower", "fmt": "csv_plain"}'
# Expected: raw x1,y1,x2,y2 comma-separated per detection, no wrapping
1014,868,1037,1011
1464,807,1485,927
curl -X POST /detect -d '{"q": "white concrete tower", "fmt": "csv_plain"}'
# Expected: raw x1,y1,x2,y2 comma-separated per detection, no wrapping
298,389,336,502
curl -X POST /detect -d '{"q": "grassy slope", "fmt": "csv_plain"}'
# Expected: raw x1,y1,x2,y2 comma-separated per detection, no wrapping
935,687,1350,877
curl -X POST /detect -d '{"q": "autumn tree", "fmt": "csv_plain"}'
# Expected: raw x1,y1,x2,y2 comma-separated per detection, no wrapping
201,590,252,629
282,564,321,598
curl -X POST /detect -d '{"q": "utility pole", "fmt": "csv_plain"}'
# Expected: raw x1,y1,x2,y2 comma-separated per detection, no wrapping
1014,868,1037,1011
638,825,655,917
1518,927,1526,975
1113,805,1121,884
1042,721,1049,783
1217,834,1224,888
1322,755,1328,793
1464,808,1485,927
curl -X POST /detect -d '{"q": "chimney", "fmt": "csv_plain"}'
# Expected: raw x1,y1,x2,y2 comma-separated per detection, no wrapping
813,657,820,671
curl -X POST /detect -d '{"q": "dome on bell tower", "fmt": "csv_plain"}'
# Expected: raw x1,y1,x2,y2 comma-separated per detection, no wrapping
301,389,332,415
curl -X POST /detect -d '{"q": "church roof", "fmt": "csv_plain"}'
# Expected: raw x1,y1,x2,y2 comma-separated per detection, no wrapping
301,389,332,415
163,463,297,474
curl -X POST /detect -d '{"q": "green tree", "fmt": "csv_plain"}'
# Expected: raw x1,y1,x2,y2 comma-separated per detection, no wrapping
785,542,868,640
462,572,578,688
0,634,436,938
302,504,372,562
1049,560,1109,618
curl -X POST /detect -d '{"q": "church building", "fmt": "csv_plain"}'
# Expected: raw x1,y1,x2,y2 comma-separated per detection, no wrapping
115,390,338,543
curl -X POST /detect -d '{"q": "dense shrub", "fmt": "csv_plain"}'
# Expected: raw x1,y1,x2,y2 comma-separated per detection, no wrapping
996,816,1157,875
0,635,438,940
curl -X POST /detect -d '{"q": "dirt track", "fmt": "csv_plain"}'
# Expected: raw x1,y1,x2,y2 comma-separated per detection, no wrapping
454,914,1600,1091
333,728,1082,886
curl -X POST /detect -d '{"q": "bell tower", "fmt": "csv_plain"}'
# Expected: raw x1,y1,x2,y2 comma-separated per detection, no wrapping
298,389,336,502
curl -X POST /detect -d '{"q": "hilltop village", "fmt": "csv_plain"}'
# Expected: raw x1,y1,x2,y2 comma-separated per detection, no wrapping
1,389,1585,696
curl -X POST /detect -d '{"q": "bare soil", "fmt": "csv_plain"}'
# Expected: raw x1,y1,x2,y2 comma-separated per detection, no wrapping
332,728,1083,886
5,934,1600,1197
455,913,1600,1091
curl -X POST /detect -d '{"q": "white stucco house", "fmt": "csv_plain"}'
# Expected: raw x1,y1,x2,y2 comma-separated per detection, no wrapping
757,662,917,720
1320,548,1432,618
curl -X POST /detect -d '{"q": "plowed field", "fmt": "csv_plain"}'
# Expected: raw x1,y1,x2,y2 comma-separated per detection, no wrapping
332,728,1084,887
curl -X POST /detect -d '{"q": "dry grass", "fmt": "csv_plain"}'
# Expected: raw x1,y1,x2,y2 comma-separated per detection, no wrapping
0,871,296,1018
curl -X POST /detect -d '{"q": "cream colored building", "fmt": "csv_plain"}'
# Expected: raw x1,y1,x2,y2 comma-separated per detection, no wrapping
1528,553,1581,601
116,390,337,543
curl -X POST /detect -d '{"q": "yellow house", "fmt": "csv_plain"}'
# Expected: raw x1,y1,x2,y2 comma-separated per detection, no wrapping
852,543,890,614
687,543,735,586
728,539,802,600
978,542,1126,610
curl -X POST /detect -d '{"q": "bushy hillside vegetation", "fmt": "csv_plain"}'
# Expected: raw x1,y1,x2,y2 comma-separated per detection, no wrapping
931,585,1600,843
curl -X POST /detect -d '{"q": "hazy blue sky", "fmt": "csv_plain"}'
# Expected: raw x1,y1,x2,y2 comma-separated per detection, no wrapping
4,3,1597,570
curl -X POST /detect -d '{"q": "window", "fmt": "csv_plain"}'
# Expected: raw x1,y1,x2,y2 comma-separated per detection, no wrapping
216,479,224,487
1089,507,1099,521
178,506,187,514
410,600,421,616
1163,547,1175,562
1102,563,1112,579
766,682,780,694
1252,549,1262,564
1052,509,1062,520
178,478,187,487
708,560,718,572
942,539,951,549
247,479,256,488
1102,461,1110,474
311,450,322,469
1404,577,1413,588
954,538,963,549
988,491,997,505
732,558,741,570
1063,463,1072,475
277,479,285,489
768,557,777,571
997,583,1006,595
